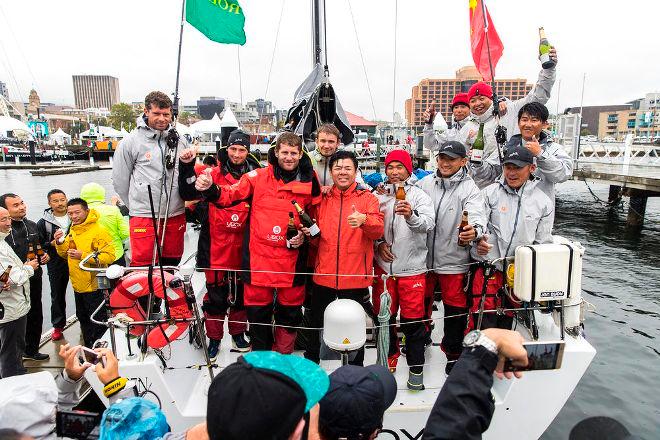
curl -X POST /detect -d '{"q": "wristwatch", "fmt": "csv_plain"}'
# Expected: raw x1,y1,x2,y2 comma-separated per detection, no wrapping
463,330,498,355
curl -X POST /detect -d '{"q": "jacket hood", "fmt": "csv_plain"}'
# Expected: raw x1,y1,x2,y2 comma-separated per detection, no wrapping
72,209,101,232
507,131,550,148
80,182,106,204
435,166,470,185
327,181,370,198
41,207,56,223
135,114,172,138
0,230,8,240
267,146,317,183
471,104,495,124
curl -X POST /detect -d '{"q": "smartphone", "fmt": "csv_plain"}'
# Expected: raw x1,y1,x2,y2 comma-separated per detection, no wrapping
503,341,565,372
78,347,103,366
56,409,100,439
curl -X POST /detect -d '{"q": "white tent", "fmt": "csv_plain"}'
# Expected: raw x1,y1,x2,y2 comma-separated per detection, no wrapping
190,113,223,139
0,116,34,139
50,128,72,145
119,127,130,137
220,107,239,128
175,121,192,136
79,125,123,139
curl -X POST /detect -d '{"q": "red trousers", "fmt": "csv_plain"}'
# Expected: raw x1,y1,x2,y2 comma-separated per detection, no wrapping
202,271,247,341
372,268,426,319
467,268,506,331
129,214,186,266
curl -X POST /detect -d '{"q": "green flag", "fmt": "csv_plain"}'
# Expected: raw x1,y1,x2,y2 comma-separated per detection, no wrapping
186,0,246,45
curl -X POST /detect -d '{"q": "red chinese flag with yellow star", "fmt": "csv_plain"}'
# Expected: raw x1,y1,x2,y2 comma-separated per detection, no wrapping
469,0,503,81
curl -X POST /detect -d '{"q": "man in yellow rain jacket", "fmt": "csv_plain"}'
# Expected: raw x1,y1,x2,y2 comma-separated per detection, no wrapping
55,198,115,347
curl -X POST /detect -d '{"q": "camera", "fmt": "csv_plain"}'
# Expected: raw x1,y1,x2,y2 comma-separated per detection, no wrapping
165,128,180,170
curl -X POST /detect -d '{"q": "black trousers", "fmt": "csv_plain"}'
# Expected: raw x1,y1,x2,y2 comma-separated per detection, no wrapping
74,291,107,348
25,274,43,355
47,263,69,329
305,283,371,366
442,304,468,362
0,315,27,378
246,303,302,352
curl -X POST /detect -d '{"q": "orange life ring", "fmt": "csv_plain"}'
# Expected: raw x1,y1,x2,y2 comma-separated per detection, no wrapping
110,271,192,349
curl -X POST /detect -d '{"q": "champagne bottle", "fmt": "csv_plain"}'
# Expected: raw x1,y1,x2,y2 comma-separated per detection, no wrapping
286,212,298,248
0,265,12,285
26,243,36,261
291,200,320,237
457,211,469,247
538,27,555,69
470,124,485,164
427,101,436,124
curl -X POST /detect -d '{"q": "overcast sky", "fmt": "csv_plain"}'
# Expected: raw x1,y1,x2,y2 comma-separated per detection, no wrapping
1,0,658,121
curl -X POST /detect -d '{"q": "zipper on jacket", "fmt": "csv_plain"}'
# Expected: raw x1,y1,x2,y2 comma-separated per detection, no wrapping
389,187,397,275
430,180,447,270
336,192,344,289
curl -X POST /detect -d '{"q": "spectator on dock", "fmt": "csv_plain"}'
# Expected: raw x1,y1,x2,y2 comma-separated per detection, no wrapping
372,150,435,388
423,93,471,150
0,193,49,362
36,189,71,341
80,183,130,266
471,145,554,330
54,198,115,347
302,150,384,366
112,91,190,267
0,206,39,377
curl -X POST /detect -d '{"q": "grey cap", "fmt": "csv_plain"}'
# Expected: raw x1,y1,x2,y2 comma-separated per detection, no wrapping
503,144,534,167
437,141,467,159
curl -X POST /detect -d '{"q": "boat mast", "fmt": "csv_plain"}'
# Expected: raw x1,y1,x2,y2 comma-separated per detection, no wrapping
172,0,186,119
311,0,327,74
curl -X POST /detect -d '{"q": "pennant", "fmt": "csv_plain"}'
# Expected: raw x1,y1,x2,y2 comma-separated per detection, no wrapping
186,0,246,45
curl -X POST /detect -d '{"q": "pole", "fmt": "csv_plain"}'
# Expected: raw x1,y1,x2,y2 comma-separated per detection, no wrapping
172,0,186,119
237,47,243,106
577,73,586,156
392,0,398,124
310,0,326,69
554,79,561,135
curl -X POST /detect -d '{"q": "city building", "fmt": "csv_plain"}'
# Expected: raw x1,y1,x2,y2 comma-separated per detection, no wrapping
197,96,225,119
564,105,631,137
26,89,41,115
405,66,532,131
246,99,273,116
346,112,377,136
181,104,199,115
596,93,660,141
0,81,8,100
72,75,120,110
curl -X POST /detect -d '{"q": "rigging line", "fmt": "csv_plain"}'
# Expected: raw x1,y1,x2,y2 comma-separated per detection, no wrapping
346,0,377,122
0,4,38,89
258,0,286,133
322,0,328,72
0,33,24,103
391,0,398,123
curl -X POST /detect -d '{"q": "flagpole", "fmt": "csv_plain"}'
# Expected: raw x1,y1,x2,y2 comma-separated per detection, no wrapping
480,0,497,111
173,0,186,119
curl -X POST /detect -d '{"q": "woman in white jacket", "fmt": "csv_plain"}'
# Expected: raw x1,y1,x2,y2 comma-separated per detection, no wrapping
0,206,39,378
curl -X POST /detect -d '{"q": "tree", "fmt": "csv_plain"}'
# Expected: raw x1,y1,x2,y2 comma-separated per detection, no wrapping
109,103,137,130
178,111,200,125
580,128,592,136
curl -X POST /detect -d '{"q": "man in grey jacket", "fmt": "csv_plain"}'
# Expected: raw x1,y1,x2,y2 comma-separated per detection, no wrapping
112,91,190,267
472,144,554,330
417,141,486,374
459,47,558,166
373,150,435,390
0,206,39,378
422,93,471,151
471,102,572,225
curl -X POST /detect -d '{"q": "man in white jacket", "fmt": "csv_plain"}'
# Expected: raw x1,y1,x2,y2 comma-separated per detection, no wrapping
373,150,435,390
0,206,39,378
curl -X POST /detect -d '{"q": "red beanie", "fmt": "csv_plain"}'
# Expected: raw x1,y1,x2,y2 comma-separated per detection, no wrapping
384,149,413,175
451,93,469,108
467,82,493,102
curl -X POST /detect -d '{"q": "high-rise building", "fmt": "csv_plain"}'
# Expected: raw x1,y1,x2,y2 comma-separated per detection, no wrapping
72,75,120,110
197,96,225,119
0,81,8,100
405,66,533,131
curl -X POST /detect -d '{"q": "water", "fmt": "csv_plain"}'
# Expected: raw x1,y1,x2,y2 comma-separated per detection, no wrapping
2,167,659,438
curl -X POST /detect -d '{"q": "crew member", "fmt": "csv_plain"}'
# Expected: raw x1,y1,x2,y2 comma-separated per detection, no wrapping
472,145,554,330
310,123,363,190
0,206,39,378
112,91,189,267
459,47,558,168
55,199,115,347
0,193,49,361
423,93,471,150
373,150,434,389
37,189,71,341
194,132,321,354
303,150,384,366
179,129,260,358
417,141,486,374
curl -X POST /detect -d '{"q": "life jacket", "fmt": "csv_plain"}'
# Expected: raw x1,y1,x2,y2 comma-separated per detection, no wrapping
109,270,192,349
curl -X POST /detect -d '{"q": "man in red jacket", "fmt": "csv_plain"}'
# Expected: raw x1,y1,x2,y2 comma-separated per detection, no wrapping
194,132,321,354
302,150,384,365
179,130,261,359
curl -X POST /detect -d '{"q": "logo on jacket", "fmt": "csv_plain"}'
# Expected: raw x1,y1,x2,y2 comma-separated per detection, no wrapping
500,205,508,213
144,152,152,161
272,225,281,234
231,214,239,222
412,282,423,288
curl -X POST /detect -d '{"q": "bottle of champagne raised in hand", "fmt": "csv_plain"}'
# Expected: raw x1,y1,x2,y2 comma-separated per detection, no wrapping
286,212,298,248
470,124,485,164
292,200,320,237
457,211,469,247
538,27,555,69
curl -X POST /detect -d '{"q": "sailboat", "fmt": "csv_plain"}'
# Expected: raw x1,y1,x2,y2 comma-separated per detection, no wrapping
62,1,596,438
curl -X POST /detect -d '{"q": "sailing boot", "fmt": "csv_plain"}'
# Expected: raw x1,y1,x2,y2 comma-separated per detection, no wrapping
207,339,221,360
231,332,251,353
407,371,425,391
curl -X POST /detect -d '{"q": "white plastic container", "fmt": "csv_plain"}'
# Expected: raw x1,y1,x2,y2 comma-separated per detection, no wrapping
323,299,366,352
513,242,584,302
